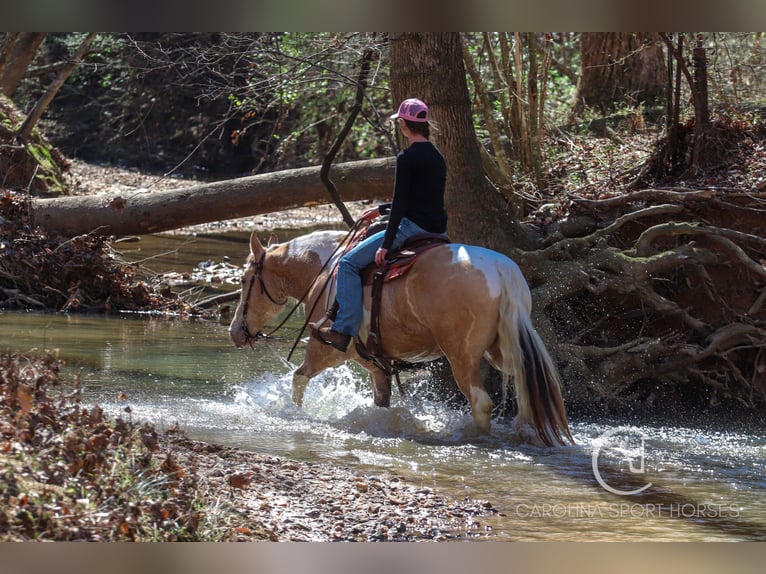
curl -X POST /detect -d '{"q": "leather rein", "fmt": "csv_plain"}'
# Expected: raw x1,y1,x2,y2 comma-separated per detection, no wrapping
238,218,366,347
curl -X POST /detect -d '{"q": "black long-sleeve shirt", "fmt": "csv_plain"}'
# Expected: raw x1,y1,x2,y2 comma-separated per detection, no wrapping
380,141,447,251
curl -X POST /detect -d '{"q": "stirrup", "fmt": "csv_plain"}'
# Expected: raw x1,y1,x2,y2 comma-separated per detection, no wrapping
310,300,338,332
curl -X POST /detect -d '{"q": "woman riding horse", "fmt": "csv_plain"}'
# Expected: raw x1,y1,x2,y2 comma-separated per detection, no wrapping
310,98,449,352
229,98,573,445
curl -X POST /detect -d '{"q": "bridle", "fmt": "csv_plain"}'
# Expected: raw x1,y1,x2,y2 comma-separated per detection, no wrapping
238,251,288,343
237,218,367,351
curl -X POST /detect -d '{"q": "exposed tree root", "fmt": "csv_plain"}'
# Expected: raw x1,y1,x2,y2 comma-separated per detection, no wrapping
521,184,766,415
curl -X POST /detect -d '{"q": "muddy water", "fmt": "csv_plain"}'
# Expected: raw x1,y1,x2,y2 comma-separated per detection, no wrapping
1,232,765,541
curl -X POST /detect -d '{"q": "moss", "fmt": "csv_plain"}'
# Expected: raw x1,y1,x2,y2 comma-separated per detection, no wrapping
26,142,69,194
0,94,70,196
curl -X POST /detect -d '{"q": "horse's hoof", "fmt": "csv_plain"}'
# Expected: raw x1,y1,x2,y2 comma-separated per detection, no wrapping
373,382,391,407
373,390,391,407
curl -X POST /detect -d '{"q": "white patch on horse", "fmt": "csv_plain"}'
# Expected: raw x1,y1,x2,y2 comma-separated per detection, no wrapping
286,230,344,265
449,245,503,299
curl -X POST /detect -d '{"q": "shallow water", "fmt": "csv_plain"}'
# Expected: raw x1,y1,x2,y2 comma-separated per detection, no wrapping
2,310,765,542
2,231,765,541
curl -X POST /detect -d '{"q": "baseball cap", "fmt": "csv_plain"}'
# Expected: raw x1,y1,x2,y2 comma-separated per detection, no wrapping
390,98,430,122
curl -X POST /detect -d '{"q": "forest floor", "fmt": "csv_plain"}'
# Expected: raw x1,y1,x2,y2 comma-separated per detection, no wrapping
0,352,496,541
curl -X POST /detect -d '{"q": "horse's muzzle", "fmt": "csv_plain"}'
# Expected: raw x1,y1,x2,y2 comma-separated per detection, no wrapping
230,323,266,348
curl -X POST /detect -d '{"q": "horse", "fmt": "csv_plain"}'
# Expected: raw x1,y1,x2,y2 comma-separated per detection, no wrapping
229,228,573,446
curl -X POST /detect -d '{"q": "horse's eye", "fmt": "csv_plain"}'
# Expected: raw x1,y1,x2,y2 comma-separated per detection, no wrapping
240,276,246,285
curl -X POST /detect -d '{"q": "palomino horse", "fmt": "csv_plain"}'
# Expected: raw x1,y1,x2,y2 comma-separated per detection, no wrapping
229,228,573,446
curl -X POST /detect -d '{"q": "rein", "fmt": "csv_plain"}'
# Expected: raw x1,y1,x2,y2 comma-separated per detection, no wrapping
239,219,367,352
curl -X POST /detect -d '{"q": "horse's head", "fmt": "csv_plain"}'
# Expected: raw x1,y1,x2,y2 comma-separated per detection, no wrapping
229,230,287,348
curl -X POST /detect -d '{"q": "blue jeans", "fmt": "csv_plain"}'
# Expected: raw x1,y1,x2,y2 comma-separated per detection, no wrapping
332,218,443,336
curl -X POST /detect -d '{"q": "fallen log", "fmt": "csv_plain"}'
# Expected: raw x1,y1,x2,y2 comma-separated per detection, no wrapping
30,157,395,237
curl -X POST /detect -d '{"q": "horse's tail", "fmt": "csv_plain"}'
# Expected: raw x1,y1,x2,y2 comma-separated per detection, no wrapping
496,266,574,447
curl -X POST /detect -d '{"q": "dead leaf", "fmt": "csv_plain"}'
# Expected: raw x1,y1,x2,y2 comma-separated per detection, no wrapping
17,384,33,415
140,424,159,452
229,472,252,489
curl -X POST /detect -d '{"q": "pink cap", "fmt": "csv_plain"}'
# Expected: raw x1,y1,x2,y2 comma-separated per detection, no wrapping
390,98,430,122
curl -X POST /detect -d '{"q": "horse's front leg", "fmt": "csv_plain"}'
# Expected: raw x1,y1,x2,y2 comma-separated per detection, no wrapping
291,339,348,406
291,370,311,407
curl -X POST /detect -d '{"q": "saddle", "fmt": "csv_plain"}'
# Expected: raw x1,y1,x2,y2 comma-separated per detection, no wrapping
319,223,449,390
361,232,451,286
358,232,450,383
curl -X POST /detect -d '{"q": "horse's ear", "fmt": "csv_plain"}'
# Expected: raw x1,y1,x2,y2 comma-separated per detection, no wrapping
249,230,265,256
267,233,279,247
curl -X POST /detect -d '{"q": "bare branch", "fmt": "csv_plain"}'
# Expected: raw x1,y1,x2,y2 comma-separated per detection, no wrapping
16,33,97,143
319,44,377,228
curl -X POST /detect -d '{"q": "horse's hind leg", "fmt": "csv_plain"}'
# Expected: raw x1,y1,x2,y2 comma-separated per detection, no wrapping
449,358,493,434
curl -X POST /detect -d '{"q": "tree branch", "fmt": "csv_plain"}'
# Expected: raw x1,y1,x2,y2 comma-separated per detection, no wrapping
16,33,97,143
319,45,377,228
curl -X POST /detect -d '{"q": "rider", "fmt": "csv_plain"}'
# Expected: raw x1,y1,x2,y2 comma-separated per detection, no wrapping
310,97,448,352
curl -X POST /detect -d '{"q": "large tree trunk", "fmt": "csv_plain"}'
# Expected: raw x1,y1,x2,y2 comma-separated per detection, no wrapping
388,32,534,251
30,157,395,237
0,33,46,98
388,32,540,403
573,33,666,115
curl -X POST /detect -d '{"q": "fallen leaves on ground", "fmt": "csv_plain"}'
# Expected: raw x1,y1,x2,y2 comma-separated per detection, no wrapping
0,352,498,542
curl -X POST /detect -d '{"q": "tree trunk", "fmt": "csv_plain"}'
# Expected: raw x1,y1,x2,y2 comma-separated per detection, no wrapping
0,33,21,79
388,32,533,251
0,33,46,98
640,33,714,182
524,32,545,190
388,32,539,406
29,157,395,237
690,33,711,173
573,33,666,115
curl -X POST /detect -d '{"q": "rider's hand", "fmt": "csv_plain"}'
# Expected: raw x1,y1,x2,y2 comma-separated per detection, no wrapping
375,247,388,266
361,207,380,222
